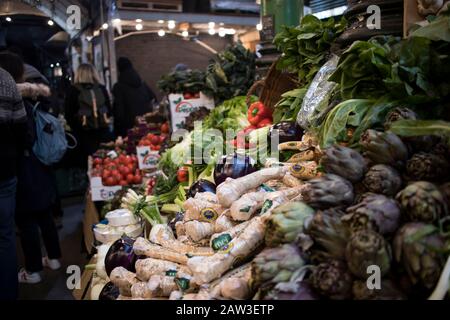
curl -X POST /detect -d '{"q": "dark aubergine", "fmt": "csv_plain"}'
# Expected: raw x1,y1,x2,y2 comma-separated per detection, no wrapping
99,282,120,300
104,236,137,276
188,179,216,198
268,121,303,145
214,153,256,186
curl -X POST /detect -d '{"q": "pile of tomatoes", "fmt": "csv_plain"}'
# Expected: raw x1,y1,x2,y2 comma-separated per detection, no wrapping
138,133,167,151
145,177,157,195
92,154,143,186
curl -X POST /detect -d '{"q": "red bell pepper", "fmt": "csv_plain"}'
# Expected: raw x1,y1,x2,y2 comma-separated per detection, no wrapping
248,102,272,126
257,118,273,128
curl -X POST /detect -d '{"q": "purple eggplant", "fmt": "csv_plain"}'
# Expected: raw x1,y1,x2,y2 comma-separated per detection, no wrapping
99,282,120,300
214,153,257,186
188,179,216,198
268,121,303,145
104,236,137,276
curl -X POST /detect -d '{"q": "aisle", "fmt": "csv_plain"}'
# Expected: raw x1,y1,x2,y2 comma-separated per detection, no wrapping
16,197,88,300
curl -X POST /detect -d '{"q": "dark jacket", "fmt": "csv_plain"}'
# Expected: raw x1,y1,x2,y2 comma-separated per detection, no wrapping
0,68,27,181
113,68,156,137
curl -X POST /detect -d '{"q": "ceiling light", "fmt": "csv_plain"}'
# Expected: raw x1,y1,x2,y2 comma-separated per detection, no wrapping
208,22,215,29
208,28,215,35
158,29,166,37
168,20,176,29
218,29,226,37
135,19,142,23
181,30,189,38
135,23,143,31
6,17,12,22
56,62,60,67
113,18,121,23
102,23,109,30
50,64,54,68
158,20,164,24
256,23,262,31
48,20,54,26
219,22,224,26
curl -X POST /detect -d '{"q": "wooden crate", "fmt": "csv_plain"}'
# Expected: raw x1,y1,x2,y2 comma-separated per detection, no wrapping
72,257,96,300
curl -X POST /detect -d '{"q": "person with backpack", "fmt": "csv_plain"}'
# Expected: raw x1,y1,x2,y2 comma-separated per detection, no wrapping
113,57,156,137
0,52,63,284
65,63,112,166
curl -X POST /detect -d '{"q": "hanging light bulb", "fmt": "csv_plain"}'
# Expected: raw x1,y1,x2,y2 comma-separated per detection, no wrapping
208,28,216,35
168,20,176,29
6,17,12,22
102,23,109,30
218,29,226,37
158,29,166,37
113,18,121,23
208,22,215,29
182,30,189,38
135,19,142,23
135,23,143,31
256,23,262,31
158,20,164,24
48,20,54,26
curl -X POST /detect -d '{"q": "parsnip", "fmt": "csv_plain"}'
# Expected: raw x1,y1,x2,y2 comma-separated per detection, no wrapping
110,267,139,296
183,198,223,222
175,221,186,237
188,216,266,285
131,282,152,299
287,161,318,179
135,258,180,281
133,237,188,264
184,220,215,242
216,166,288,208
229,192,266,221
210,221,251,251
149,224,214,256
287,149,317,162
214,212,236,233
148,275,179,297
194,192,218,204
282,172,302,187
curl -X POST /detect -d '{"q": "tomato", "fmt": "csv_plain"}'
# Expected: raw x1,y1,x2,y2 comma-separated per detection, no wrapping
119,166,130,176
102,169,111,179
93,157,103,166
183,92,193,99
257,118,272,128
126,174,135,184
151,145,161,151
127,163,135,171
103,158,111,165
111,169,120,177
133,175,142,184
119,180,128,186
161,123,169,134
105,176,115,186
113,174,122,183
150,135,160,145
125,155,132,164
159,135,166,144
177,167,189,183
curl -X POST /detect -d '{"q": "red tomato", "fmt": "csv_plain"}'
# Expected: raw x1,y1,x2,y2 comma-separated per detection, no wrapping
113,174,122,184
111,169,120,177
152,145,161,151
119,180,128,186
159,135,166,143
133,175,142,184
93,157,103,166
105,176,115,186
127,163,135,171
161,123,169,134
177,167,189,183
125,155,132,164
126,174,135,184
119,166,130,176
150,135,160,145
103,158,111,165
183,92,193,100
102,170,111,179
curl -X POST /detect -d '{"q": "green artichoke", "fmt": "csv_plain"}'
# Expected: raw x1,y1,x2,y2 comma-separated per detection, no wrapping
303,174,354,209
362,164,402,196
251,244,306,291
265,202,315,247
396,182,448,223
310,260,353,300
343,193,401,235
406,152,449,183
304,208,350,263
352,280,406,300
345,229,391,279
384,107,417,130
320,145,367,183
360,130,409,169
263,281,320,300
393,222,446,290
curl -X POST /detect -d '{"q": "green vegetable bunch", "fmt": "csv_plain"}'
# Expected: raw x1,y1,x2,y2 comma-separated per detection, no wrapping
157,69,209,95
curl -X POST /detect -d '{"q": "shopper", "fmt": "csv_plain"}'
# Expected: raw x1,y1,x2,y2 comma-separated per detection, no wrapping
0,62,27,299
0,52,63,284
113,57,157,137
65,63,113,165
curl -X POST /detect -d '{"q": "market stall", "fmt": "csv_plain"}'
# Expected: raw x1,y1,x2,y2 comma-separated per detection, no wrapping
80,6,450,301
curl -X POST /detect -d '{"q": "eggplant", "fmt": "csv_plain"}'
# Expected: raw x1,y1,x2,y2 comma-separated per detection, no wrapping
169,211,185,233
188,179,216,198
214,153,257,186
104,236,137,276
268,121,304,146
99,282,120,300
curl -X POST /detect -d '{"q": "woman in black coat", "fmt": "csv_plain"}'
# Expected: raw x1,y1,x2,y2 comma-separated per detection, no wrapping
113,57,156,137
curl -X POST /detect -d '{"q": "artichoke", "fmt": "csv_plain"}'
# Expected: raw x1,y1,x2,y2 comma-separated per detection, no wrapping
304,208,350,263
352,280,406,300
265,202,315,247
263,281,320,300
384,107,417,130
394,222,446,290
360,130,409,168
303,174,354,209
362,164,402,196
396,181,448,223
343,193,401,235
345,229,391,279
319,145,367,183
310,260,353,300
251,244,306,290
406,152,450,183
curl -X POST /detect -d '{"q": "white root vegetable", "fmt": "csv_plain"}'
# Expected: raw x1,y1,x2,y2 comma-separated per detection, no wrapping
133,237,188,264
149,224,214,256
282,173,302,187
286,149,317,162
188,216,266,285
148,275,179,297
220,278,250,300
194,192,218,204
131,282,152,299
286,161,319,179
180,289,213,300
175,221,186,237
135,258,180,281
116,295,132,300
95,243,111,280
210,221,251,251
177,235,210,247
260,186,307,216
184,220,215,242
217,166,288,208
183,198,224,222
169,290,183,300
214,212,236,233
110,267,139,296
230,192,266,221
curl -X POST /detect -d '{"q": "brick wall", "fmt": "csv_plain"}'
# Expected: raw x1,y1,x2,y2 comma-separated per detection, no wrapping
115,33,232,100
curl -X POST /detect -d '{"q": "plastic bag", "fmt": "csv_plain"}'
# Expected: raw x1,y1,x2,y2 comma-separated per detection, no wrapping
297,55,339,129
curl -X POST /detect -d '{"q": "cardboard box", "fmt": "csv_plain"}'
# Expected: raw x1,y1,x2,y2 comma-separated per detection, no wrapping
168,92,215,132
136,146,160,170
